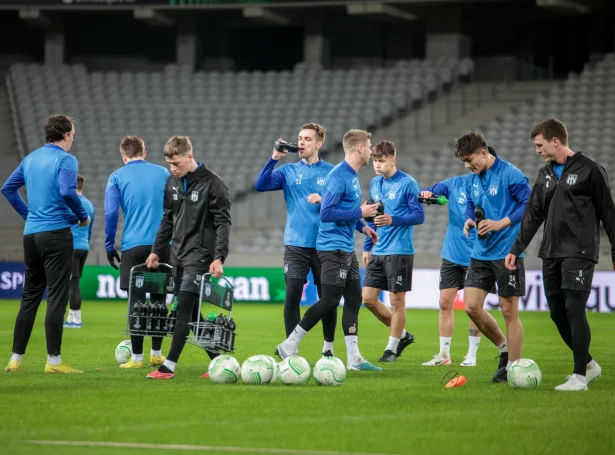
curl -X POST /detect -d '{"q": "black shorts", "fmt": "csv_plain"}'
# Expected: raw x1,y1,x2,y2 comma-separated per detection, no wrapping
72,249,88,279
120,244,171,291
439,259,467,290
464,257,526,297
363,254,414,292
284,246,321,286
317,250,361,287
173,263,211,295
542,257,596,295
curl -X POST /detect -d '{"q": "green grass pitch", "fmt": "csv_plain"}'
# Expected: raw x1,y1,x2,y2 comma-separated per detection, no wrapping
1,300,613,455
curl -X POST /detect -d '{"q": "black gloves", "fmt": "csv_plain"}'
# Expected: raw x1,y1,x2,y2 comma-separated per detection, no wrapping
107,250,121,270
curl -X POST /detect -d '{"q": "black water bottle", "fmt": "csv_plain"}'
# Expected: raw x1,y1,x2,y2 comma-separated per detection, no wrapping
228,318,236,351
213,313,224,346
222,315,231,348
153,302,163,333
131,300,144,332
161,303,170,334
168,301,177,334
364,199,385,222
144,302,153,335
475,206,488,240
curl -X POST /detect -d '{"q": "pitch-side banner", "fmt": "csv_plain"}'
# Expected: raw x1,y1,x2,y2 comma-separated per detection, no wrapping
0,262,614,312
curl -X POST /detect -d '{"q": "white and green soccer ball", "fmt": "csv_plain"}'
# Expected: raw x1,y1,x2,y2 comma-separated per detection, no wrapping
507,359,542,390
115,340,132,364
241,355,274,385
278,355,311,386
313,356,346,386
256,355,279,383
208,355,240,384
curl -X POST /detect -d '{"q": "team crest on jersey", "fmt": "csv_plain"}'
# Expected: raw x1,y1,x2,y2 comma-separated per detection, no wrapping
458,191,466,204
135,276,144,288
317,177,325,186
295,173,302,185
388,192,395,200
190,191,199,202
489,185,498,196
566,174,578,185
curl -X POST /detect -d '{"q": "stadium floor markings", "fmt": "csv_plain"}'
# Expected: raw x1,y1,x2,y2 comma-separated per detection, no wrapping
23,440,408,455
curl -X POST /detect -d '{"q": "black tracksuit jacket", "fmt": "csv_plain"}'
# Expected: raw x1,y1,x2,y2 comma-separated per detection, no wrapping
510,152,615,264
153,165,231,267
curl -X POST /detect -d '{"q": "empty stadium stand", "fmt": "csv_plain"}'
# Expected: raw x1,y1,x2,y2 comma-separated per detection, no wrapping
237,54,615,270
5,58,470,262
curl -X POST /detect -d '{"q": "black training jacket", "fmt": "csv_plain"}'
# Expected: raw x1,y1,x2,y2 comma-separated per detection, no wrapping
510,152,615,263
153,165,231,267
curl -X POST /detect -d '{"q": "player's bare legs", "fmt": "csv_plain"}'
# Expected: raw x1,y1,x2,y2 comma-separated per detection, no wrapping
362,287,392,326
464,287,505,345
363,287,414,361
499,296,523,362
465,287,510,382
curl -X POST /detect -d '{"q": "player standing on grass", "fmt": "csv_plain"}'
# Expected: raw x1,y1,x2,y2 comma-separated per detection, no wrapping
506,118,615,391
455,131,531,382
419,173,484,367
146,136,231,380
2,114,89,373
105,136,170,369
275,129,382,371
361,140,423,362
254,123,338,357
64,175,95,329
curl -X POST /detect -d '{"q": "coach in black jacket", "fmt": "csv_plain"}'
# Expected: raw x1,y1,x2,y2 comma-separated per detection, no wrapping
145,136,231,380
506,118,615,392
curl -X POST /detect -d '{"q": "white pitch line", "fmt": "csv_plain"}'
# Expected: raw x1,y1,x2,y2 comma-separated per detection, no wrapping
23,440,408,455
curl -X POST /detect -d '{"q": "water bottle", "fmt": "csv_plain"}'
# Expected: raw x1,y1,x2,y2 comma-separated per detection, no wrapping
205,310,217,339
168,300,177,334
131,300,144,332
228,318,236,351
418,195,448,205
153,302,164,333
145,302,153,334
221,315,230,348
475,206,488,240
213,313,224,347
161,302,170,334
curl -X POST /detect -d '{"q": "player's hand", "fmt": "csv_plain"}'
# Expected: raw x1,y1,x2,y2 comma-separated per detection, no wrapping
375,214,393,227
307,193,321,204
505,253,517,271
362,225,378,243
419,190,433,199
146,253,159,269
106,249,121,270
361,201,379,218
463,218,476,237
78,216,90,227
477,219,505,236
210,259,224,278
362,251,371,267
272,138,289,160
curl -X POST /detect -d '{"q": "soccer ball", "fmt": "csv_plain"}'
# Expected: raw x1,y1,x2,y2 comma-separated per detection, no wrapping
207,355,241,384
507,359,542,389
313,356,347,386
255,355,279,383
115,340,132,364
241,355,274,385
278,355,311,386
